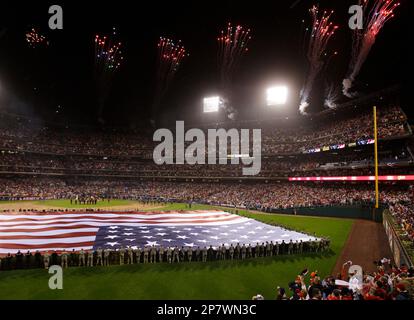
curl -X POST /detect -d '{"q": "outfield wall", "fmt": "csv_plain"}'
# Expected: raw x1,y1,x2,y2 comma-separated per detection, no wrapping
262,205,384,222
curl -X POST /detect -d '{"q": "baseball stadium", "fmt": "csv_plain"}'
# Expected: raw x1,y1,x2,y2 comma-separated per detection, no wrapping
0,1,413,302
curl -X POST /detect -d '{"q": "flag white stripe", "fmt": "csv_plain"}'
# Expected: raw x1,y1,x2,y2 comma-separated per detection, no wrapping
0,236,95,245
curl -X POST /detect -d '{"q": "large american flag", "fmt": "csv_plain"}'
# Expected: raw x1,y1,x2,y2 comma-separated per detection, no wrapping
0,210,315,254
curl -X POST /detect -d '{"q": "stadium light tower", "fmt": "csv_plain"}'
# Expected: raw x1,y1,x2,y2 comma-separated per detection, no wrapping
203,96,222,113
266,86,288,106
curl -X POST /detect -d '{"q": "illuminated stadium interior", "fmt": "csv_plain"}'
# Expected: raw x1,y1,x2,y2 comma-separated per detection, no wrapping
0,0,412,303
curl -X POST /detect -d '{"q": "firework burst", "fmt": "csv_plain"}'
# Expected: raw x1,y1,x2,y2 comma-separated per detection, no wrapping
217,22,251,91
25,28,48,48
153,37,188,113
94,28,124,119
299,5,338,115
343,0,400,97
94,31,123,78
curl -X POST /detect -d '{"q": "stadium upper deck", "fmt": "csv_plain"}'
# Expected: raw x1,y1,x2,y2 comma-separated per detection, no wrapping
0,105,410,155
0,102,412,181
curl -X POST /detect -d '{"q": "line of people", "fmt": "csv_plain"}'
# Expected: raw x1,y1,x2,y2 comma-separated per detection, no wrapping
0,238,330,271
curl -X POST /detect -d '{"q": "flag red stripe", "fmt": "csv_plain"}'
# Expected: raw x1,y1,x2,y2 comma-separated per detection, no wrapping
0,224,104,233
7,209,222,216
0,241,94,250
0,213,231,223
0,215,242,233
0,215,241,228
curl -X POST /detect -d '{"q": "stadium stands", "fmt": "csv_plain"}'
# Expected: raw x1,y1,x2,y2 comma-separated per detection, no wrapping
272,261,414,300
0,105,409,157
1,102,414,278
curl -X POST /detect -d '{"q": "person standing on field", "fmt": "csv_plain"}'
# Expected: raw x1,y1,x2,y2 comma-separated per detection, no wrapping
235,243,241,260
166,247,172,263
254,243,259,258
202,246,207,262
299,240,303,254
159,246,164,263
265,242,270,257
221,244,226,260
25,250,32,269
288,240,293,255
241,244,246,260
87,249,94,267
173,246,180,263
247,244,252,258
195,247,201,261
103,248,110,266
143,246,149,263
96,248,103,266
60,250,68,268
187,246,193,262
127,247,133,264
150,246,157,263
119,247,125,265
274,242,280,256
79,249,86,266
134,247,141,264
43,252,50,269
216,245,222,260
229,244,234,260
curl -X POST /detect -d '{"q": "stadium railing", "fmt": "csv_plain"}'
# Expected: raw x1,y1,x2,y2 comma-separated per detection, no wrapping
383,210,414,268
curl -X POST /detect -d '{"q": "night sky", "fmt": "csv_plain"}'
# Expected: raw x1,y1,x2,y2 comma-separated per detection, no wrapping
0,0,411,127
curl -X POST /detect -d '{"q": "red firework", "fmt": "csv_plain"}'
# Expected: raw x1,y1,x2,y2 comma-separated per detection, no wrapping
154,37,189,108
217,22,252,89
300,6,338,114
343,0,400,97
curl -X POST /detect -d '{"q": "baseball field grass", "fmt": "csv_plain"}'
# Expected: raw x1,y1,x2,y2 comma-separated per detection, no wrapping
0,201,354,299
33,199,135,208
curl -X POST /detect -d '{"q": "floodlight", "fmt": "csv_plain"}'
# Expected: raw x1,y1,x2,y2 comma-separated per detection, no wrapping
203,96,221,113
266,86,288,106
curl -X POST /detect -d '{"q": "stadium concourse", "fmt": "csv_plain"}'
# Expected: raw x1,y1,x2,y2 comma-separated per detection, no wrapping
1,99,414,300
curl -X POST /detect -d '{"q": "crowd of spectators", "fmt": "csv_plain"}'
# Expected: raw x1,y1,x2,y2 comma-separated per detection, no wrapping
265,260,414,300
0,106,409,157
390,203,414,243
1,149,411,178
1,104,413,278
261,106,408,153
389,201,414,260
0,178,412,209
1,105,411,182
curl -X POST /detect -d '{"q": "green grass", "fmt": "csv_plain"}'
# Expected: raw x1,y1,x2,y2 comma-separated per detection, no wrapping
0,199,191,210
31,199,136,208
0,202,353,299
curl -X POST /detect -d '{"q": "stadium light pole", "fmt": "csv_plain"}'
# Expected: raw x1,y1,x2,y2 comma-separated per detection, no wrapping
373,106,379,209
